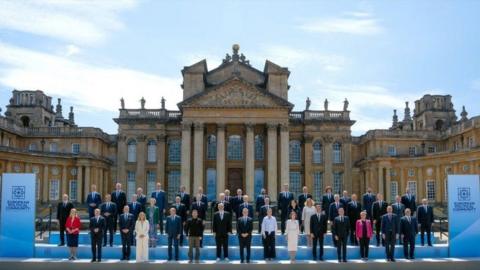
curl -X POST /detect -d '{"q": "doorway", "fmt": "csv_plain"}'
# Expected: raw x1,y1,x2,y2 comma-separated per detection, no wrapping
227,168,243,192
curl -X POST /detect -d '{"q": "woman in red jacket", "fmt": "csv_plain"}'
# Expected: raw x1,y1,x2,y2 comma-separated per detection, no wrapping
65,208,81,260
356,210,373,260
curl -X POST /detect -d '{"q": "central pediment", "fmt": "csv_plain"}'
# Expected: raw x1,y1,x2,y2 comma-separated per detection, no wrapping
178,77,293,110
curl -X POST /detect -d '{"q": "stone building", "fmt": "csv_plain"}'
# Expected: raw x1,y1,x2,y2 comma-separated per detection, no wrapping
0,45,478,207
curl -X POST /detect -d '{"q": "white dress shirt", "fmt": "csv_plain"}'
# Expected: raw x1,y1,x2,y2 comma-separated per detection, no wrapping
261,216,277,235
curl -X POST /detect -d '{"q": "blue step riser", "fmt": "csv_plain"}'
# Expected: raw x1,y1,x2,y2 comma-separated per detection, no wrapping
34,245,448,260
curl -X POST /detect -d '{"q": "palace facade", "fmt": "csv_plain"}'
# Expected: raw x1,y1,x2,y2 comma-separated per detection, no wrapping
0,45,478,206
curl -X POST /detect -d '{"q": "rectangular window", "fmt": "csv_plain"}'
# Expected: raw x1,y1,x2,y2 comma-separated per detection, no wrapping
127,171,136,201
427,145,436,153
333,172,343,194
468,137,475,148
49,143,58,152
49,179,60,201
146,171,156,196
426,180,436,201
387,145,396,156
72,143,80,154
69,180,78,202
206,168,217,202
289,171,302,196
408,168,415,177
167,170,181,203
408,146,417,157
313,171,323,201
407,181,417,197
390,181,398,203
147,144,156,163
168,139,181,164
254,168,264,197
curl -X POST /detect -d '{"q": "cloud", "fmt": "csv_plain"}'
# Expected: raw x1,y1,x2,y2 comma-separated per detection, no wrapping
0,0,137,46
0,42,182,113
299,12,383,35
64,44,81,57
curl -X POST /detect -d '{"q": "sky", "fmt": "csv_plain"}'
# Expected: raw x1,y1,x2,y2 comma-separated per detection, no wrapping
0,0,479,136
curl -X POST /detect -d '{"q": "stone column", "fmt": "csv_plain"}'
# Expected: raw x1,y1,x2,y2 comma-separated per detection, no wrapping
267,123,278,201
77,166,83,203
61,165,68,197
136,136,146,190
344,142,353,192
385,166,392,202
417,167,424,200
157,134,166,187
117,136,127,186
435,165,442,202
399,167,405,196
279,124,290,191
245,123,255,198
324,141,333,189
303,134,313,191
193,122,205,192
181,121,192,193
84,166,91,200
216,124,226,194
42,165,49,203
378,166,384,196
99,168,104,196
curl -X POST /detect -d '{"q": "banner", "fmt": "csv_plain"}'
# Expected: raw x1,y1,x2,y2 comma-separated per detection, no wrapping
0,173,36,257
448,174,480,257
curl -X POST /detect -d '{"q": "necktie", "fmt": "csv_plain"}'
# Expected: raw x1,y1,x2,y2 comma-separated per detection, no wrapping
389,214,392,221
243,217,246,225
107,202,110,209
336,202,339,209
116,191,119,198
317,214,320,220
354,202,356,208
408,216,411,223
96,217,99,223
64,202,66,207
341,216,343,222
124,214,127,221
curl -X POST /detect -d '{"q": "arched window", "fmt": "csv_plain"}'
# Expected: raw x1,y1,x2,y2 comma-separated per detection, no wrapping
147,139,157,163
333,142,342,164
254,135,264,160
312,141,322,164
127,139,137,162
289,140,301,163
227,135,243,160
206,135,217,160
168,139,181,164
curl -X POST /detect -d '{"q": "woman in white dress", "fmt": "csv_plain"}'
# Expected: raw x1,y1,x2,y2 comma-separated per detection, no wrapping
286,211,300,262
135,212,150,262
302,198,316,247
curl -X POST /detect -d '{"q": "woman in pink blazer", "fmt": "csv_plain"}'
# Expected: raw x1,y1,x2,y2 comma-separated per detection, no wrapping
356,211,373,260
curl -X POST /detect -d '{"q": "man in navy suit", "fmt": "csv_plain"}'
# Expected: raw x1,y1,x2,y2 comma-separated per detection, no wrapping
166,207,183,261
237,208,253,263
332,207,349,263
212,203,232,261
193,186,208,205
401,188,417,215
298,186,312,233
238,195,254,218
119,205,134,260
259,197,272,233
372,193,388,246
400,208,418,260
340,190,351,206
128,194,142,220
86,184,102,218
191,193,207,220
90,208,106,263
328,194,344,246
310,203,328,261
176,185,191,212
382,206,398,262
362,187,376,219
151,182,167,234
100,194,117,247
417,198,434,246
232,189,244,220
57,194,74,246
392,195,405,244
136,188,147,212
322,186,335,214
347,193,362,245
214,193,232,213
172,196,187,246
111,183,127,233
278,183,294,234
255,188,267,218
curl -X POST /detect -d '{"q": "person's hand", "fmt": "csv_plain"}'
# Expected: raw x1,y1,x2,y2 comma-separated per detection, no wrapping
139,234,144,238
357,238,360,242
177,235,180,239
90,203,96,207
335,236,339,241
373,220,377,224
94,228,99,233
199,237,202,240
382,234,385,240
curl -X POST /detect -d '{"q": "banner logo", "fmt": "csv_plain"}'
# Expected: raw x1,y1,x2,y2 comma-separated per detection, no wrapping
6,185,30,211
454,187,475,212
12,186,26,200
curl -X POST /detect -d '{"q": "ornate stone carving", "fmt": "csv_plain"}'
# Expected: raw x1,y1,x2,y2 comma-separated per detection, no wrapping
279,123,289,132
266,123,278,130
217,123,226,130
303,133,313,143
136,135,147,142
322,135,334,143
194,122,204,130
181,121,192,131
245,122,254,132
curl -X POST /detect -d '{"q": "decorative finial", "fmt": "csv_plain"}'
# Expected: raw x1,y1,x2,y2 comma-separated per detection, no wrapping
120,97,125,109
161,96,166,110
392,109,398,128
140,97,145,109
403,101,412,121
68,106,74,123
305,97,311,110
343,98,349,111
324,98,329,111
55,98,63,118
461,105,468,121
232,44,240,55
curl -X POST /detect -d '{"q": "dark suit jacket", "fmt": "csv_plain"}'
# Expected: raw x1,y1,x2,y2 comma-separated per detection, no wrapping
176,192,191,210
310,213,328,237
184,217,204,237
232,195,244,215
212,211,232,236
328,202,345,221
214,200,232,213
100,202,117,224
278,191,294,216
151,190,167,211
191,201,207,220
236,217,253,236
255,194,267,212
400,216,418,237
128,201,142,220
136,195,147,211
192,194,208,205
238,202,254,218
347,201,362,224
401,194,417,213
86,192,102,217
372,201,388,222
111,190,127,213
340,196,351,206
362,193,376,216
332,216,350,238
118,213,135,231
165,215,183,237
259,205,274,225
298,193,312,210
381,214,399,234
322,193,335,211
392,202,405,220
417,205,434,226
89,216,106,235
172,203,187,222
57,201,74,225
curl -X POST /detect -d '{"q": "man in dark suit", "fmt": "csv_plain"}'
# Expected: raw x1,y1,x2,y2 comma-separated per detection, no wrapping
322,186,335,214
176,185,191,212
237,208,253,263
119,205,134,260
362,187,376,219
340,190,351,206
372,193,388,246
417,198,434,246
392,195,405,244
191,193,207,220
401,188,417,215
90,208,106,262
214,193,232,213
400,208,418,260
57,194,74,246
232,189,244,220
172,196,187,246
166,207,183,261
100,194,117,247
332,207,350,263
278,183,294,234
151,182,167,234
128,194,142,220
298,186,312,233
255,188,267,217
135,188,147,212
382,206,398,262
347,193,362,245
238,195,254,218
212,203,232,261
224,189,233,208
192,186,208,205
329,194,344,246
86,184,102,218
258,197,272,233
111,183,127,233
310,203,328,261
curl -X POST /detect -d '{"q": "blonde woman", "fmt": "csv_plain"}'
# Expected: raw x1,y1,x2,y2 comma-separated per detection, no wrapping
65,208,80,260
286,211,300,262
135,212,150,262
302,198,316,247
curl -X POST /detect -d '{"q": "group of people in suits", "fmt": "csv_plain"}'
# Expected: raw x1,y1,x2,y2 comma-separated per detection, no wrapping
56,182,435,263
